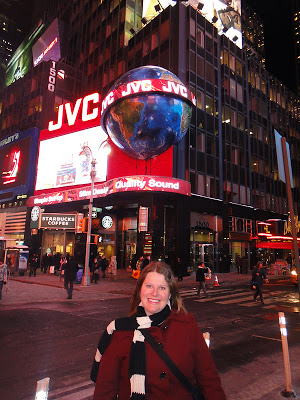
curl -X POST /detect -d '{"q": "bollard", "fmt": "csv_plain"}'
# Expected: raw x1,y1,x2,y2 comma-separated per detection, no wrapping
278,312,296,398
203,332,210,348
35,377,50,400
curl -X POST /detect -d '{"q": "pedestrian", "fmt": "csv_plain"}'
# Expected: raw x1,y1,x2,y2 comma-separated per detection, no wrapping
91,258,100,283
108,256,117,281
29,252,38,277
130,253,138,271
0,257,8,303
99,255,108,278
41,252,52,274
63,256,79,299
137,256,144,271
53,252,61,275
241,256,248,274
235,254,241,274
252,261,268,305
196,262,209,297
90,261,226,400
143,255,150,268
176,257,183,282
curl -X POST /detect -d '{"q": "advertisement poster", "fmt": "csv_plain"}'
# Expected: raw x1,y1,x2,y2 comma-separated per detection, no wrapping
35,126,109,190
19,250,29,270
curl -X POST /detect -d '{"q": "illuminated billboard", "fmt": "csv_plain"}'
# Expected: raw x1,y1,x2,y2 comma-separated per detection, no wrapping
35,126,109,191
0,129,39,200
32,19,62,67
5,21,44,87
187,0,242,48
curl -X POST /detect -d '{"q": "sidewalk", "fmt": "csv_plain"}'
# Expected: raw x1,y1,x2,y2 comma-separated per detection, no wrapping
2,268,287,306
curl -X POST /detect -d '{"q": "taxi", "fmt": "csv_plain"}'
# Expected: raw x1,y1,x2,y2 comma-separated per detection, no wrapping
291,265,298,286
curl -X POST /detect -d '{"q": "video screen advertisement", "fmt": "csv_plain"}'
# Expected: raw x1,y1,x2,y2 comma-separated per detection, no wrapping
32,18,63,67
0,128,39,201
5,20,44,87
33,92,173,197
148,0,242,49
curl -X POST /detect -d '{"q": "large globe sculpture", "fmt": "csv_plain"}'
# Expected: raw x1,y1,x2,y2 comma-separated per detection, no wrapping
101,66,195,160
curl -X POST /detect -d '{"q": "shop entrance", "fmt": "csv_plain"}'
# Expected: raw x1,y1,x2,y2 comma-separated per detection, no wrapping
191,243,215,272
122,230,137,269
190,229,216,272
96,233,115,260
41,230,75,258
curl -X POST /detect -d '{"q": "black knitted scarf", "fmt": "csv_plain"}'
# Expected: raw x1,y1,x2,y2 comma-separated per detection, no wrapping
90,302,171,399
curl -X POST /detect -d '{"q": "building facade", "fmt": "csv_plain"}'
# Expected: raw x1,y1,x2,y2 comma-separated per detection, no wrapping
1,0,300,272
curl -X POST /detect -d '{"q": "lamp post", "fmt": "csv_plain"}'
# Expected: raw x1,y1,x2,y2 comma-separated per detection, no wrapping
81,140,111,287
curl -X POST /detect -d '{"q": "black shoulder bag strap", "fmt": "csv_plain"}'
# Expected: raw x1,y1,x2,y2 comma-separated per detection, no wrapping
140,329,204,400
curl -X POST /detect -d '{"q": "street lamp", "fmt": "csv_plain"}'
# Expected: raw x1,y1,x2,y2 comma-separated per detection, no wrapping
81,139,111,287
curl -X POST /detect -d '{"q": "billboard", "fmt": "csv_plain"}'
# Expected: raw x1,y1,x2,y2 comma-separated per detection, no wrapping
0,128,39,200
32,19,62,67
35,126,109,191
5,21,44,87
189,0,242,48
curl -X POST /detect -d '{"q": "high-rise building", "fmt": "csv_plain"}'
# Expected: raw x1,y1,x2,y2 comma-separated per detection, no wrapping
293,0,300,93
0,0,300,272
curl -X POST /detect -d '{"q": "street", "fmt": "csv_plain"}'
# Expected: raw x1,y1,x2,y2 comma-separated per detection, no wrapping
0,274,300,400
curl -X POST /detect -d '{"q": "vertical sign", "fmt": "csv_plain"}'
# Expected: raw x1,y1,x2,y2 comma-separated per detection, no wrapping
139,207,149,232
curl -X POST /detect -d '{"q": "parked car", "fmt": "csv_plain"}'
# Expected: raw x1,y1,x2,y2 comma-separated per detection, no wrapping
291,265,298,286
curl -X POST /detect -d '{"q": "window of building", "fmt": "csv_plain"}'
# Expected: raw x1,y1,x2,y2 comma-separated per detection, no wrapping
205,95,214,115
196,27,204,47
236,59,242,76
197,56,204,77
197,132,205,152
205,63,214,84
190,19,195,37
151,30,159,49
237,83,243,103
143,37,151,56
221,49,229,66
237,113,244,130
229,53,235,71
230,78,236,98
161,20,169,42
197,174,206,195
197,90,204,110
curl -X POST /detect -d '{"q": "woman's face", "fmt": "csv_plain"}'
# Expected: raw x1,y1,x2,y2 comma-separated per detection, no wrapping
140,271,170,316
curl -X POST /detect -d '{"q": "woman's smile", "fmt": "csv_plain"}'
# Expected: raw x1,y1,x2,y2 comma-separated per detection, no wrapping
140,272,170,315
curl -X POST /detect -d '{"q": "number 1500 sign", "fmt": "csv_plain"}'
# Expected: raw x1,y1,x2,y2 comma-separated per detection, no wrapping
48,61,56,92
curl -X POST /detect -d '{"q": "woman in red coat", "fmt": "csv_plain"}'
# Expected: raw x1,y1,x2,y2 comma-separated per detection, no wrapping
91,262,226,400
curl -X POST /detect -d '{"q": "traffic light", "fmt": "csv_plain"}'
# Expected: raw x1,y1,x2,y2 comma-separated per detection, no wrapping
93,235,99,244
76,214,88,233
82,217,88,233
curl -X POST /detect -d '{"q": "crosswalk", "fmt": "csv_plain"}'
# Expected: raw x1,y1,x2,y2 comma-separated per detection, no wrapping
179,287,276,309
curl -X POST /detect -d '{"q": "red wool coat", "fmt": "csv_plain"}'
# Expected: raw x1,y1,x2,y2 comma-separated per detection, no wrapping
93,311,226,400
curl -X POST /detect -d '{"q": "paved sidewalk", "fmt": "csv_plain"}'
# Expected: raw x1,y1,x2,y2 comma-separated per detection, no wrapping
1,268,287,306
2,269,298,399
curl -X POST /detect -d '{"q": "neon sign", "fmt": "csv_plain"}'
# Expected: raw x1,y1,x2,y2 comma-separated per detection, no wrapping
47,79,196,131
48,93,100,131
28,176,191,206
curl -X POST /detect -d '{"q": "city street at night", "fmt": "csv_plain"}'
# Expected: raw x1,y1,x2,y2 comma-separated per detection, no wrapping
1,271,300,400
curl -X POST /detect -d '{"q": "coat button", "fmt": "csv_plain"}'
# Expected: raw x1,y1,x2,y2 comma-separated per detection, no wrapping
160,372,166,380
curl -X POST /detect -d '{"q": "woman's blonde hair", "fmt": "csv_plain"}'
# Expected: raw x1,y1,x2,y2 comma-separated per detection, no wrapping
129,261,186,315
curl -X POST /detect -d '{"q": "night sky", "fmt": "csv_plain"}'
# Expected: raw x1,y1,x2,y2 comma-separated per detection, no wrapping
246,0,297,92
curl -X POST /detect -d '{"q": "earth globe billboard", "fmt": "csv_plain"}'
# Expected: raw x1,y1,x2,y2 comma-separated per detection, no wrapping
101,66,196,160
